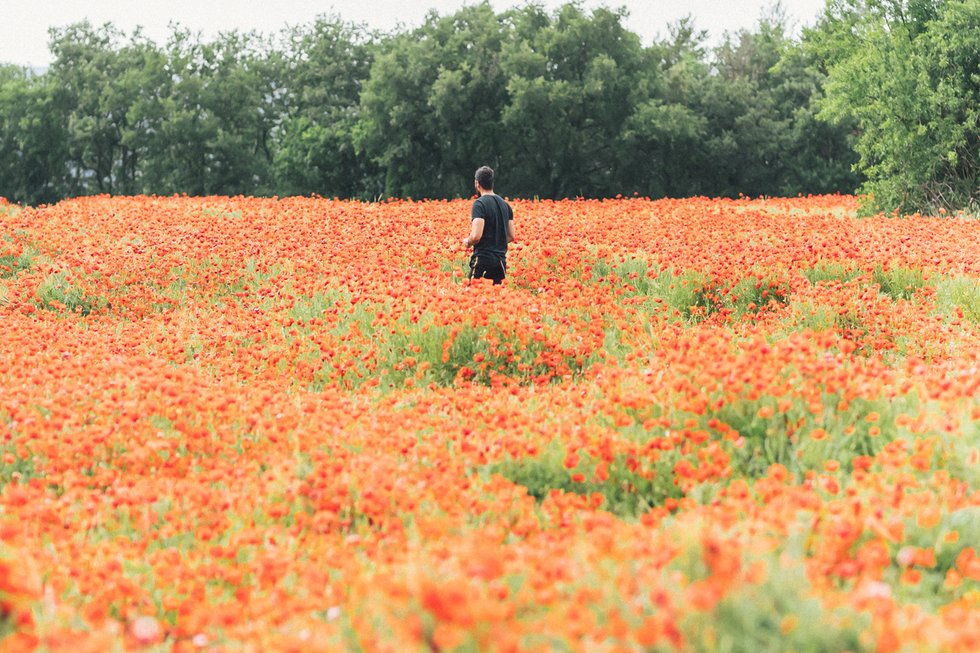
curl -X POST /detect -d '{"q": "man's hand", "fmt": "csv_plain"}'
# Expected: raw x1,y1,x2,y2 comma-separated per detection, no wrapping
462,237,470,248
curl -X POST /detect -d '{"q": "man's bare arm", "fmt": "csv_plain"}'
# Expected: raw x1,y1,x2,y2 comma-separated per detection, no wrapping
463,218,485,247
506,218,515,242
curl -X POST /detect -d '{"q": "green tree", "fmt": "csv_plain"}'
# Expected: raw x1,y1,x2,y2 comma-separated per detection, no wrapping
355,2,510,198
500,3,647,197
813,0,979,214
618,17,710,198
0,4,891,204
46,23,171,196
136,28,280,195
356,2,650,199
767,37,861,195
0,66,70,204
707,7,859,196
47,22,131,195
273,16,377,198
619,9,858,199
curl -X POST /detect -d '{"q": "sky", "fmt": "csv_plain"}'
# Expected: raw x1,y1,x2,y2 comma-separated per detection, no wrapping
0,0,828,68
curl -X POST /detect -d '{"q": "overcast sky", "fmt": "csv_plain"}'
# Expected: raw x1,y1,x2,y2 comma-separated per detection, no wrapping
1,0,827,68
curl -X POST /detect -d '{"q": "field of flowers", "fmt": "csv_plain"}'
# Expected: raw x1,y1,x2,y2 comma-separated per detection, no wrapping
0,194,978,652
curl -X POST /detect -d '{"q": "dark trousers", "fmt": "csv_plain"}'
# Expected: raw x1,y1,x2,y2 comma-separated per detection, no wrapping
468,253,506,285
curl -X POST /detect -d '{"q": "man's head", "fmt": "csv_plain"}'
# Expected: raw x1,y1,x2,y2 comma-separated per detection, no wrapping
474,166,494,192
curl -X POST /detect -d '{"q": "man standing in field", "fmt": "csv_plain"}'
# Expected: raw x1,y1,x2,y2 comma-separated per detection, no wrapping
463,166,515,285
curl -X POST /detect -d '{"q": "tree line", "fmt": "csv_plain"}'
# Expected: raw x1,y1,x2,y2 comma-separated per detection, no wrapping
0,1,975,213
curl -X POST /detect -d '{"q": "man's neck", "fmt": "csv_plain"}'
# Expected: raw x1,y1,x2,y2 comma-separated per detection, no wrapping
480,189,494,196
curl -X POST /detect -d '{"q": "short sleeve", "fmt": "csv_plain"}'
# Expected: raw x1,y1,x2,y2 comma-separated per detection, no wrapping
471,198,487,220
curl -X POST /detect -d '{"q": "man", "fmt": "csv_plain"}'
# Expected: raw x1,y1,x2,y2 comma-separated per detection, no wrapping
463,166,515,285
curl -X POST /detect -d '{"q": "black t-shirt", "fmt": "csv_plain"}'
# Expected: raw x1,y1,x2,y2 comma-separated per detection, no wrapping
471,194,513,258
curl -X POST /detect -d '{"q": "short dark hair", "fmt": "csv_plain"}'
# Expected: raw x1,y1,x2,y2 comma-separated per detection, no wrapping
475,166,494,190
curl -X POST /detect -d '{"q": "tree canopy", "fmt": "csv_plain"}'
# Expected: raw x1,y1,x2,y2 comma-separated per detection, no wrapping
3,0,963,213
811,0,980,214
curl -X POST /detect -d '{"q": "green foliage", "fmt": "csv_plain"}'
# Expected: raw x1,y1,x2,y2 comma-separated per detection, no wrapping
676,551,873,653
46,22,151,195
138,29,281,195
872,264,925,300
876,503,980,608
498,4,648,198
813,0,980,214
904,506,980,576
489,441,683,518
689,273,792,320
36,270,104,316
491,374,916,518
593,258,792,326
355,3,512,198
696,9,861,198
0,410,42,490
943,411,979,491
0,3,861,202
594,257,708,322
706,391,916,480
802,261,862,286
0,65,70,204
0,441,39,489
273,17,378,198
617,7,862,200
933,274,980,324
0,240,37,278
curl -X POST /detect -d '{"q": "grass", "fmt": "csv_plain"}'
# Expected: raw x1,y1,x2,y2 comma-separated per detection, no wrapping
488,440,684,519
872,264,925,301
592,257,791,324
200,207,245,220
689,273,792,321
488,380,920,520
0,442,39,490
706,391,918,479
673,543,873,653
283,284,605,390
0,409,42,489
933,275,980,323
0,235,38,279
36,271,106,316
802,261,862,286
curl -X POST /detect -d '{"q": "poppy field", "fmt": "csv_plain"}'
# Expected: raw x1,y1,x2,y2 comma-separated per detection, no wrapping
1,194,978,652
